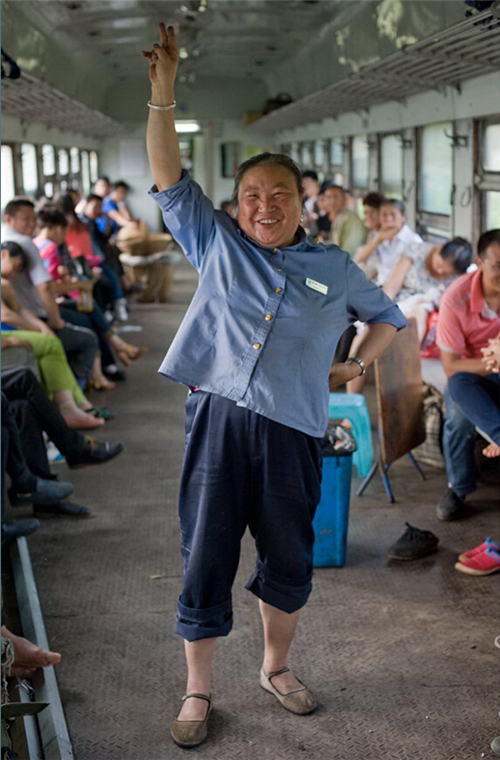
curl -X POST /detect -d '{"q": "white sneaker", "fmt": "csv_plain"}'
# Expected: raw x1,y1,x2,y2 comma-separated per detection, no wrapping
114,298,128,322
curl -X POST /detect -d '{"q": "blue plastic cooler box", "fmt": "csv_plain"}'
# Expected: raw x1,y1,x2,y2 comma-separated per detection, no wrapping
312,451,353,568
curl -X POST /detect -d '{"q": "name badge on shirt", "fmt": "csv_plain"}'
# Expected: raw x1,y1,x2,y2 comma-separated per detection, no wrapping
305,277,329,296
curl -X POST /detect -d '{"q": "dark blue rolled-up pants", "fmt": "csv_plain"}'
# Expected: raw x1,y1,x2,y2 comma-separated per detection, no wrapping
176,391,323,642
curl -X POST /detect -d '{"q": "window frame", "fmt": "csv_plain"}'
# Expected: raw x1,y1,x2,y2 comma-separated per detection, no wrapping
475,116,500,238
378,131,404,200
416,122,454,240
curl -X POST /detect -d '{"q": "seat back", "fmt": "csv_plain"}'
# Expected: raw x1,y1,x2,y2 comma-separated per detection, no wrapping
374,319,425,467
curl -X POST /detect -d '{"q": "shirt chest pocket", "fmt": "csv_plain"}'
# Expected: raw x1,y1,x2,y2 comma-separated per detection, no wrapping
276,279,334,322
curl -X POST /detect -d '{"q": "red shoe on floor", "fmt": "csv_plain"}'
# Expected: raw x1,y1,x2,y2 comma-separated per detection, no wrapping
458,537,500,562
455,547,500,576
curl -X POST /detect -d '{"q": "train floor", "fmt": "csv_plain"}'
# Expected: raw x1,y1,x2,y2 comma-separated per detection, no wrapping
22,258,499,760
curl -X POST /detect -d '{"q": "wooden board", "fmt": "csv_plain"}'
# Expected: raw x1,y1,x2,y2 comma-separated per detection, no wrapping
374,319,426,467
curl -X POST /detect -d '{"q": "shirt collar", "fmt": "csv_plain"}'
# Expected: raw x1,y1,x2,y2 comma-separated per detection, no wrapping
470,269,485,314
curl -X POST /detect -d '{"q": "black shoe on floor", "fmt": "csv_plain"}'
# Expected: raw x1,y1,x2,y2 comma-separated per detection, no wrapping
103,366,127,382
67,437,124,469
387,523,439,561
436,488,467,521
34,500,92,518
8,477,74,507
1,518,41,545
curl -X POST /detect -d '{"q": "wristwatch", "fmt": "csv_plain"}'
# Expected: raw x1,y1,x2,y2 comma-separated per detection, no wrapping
345,356,366,376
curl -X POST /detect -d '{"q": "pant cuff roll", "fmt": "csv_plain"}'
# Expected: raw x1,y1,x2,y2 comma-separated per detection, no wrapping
245,558,312,614
175,597,233,641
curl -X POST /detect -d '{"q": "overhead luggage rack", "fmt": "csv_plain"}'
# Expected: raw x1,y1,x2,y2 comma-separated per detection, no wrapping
1,71,124,138
250,8,500,132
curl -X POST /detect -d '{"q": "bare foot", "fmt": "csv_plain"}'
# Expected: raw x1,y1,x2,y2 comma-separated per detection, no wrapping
263,665,305,695
2,625,61,678
483,442,500,458
176,694,210,722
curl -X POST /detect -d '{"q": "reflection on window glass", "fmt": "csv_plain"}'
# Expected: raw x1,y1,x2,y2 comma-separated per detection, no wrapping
419,123,453,216
44,182,54,199
314,140,325,167
485,191,500,229
58,149,69,176
483,124,500,172
89,151,98,183
60,180,68,192
352,135,368,188
42,144,55,176
329,139,343,166
380,134,402,199
81,151,90,195
1,145,15,212
21,143,38,195
290,143,299,163
70,147,80,174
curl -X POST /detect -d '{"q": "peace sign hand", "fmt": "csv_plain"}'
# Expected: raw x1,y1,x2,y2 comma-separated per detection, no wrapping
142,23,179,91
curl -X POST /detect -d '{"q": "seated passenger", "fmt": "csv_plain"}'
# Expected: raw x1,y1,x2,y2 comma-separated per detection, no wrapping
2,199,98,389
96,180,139,239
301,170,321,236
355,198,422,285
383,237,473,342
1,243,105,428
355,192,385,278
323,185,367,257
435,229,500,521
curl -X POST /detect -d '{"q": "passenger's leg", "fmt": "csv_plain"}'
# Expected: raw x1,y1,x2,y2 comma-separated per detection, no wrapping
447,372,500,455
55,323,98,386
260,602,302,693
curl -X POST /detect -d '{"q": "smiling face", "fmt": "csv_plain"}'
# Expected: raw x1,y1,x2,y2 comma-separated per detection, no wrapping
478,241,500,293
236,164,303,248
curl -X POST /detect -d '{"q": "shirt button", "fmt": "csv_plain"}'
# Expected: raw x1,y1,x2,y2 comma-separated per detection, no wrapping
253,342,261,350
273,249,278,254
275,287,282,293
265,313,272,320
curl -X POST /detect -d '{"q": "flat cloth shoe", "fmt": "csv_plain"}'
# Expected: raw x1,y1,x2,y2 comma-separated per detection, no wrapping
260,667,317,715
455,547,500,576
458,537,500,563
8,477,74,506
67,437,124,469
170,693,211,748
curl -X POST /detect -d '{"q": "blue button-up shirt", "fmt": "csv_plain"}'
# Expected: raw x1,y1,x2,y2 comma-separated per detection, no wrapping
150,171,407,438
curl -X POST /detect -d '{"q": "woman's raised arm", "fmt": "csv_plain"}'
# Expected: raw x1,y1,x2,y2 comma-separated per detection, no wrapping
143,23,182,191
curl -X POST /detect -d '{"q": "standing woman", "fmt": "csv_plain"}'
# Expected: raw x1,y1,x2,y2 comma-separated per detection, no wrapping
143,23,407,748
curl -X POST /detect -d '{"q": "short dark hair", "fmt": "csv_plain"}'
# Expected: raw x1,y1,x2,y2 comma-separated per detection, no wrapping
323,184,345,194
1,240,29,271
230,152,303,212
113,181,130,192
97,176,110,184
381,198,405,215
477,229,500,259
36,207,68,229
440,237,473,275
55,193,77,217
3,198,35,218
85,193,103,204
302,170,318,181
363,192,385,209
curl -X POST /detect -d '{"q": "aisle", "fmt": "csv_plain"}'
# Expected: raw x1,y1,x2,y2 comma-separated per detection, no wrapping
28,258,499,760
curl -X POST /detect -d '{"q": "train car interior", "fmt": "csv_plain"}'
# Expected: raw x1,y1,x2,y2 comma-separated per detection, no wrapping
1,1,499,758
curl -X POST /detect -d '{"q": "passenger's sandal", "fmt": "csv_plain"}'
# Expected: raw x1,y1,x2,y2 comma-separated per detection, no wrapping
260,667,317,714
170,693,212,748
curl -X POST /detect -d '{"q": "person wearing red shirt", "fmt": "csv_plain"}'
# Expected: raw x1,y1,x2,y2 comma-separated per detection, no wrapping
436,229,500,520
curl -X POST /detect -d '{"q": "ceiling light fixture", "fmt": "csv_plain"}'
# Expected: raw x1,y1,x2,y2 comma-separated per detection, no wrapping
175,121,201,134
179,48,189,59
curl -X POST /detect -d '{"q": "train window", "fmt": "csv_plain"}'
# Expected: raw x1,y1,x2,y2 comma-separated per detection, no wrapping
21,143,38,196
484,191,500,229
58,149,69,176
70,147,80,174
89,151,99,183
300,142,313,169
81,151,91,195
42,144,56,177
1,145,15,212
419,123,453,216
482,123,500,172
380,134,403,199
351,135,368,189
314,140,325,169
44,182,54,198
329,139,343,167
290,143,299,163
